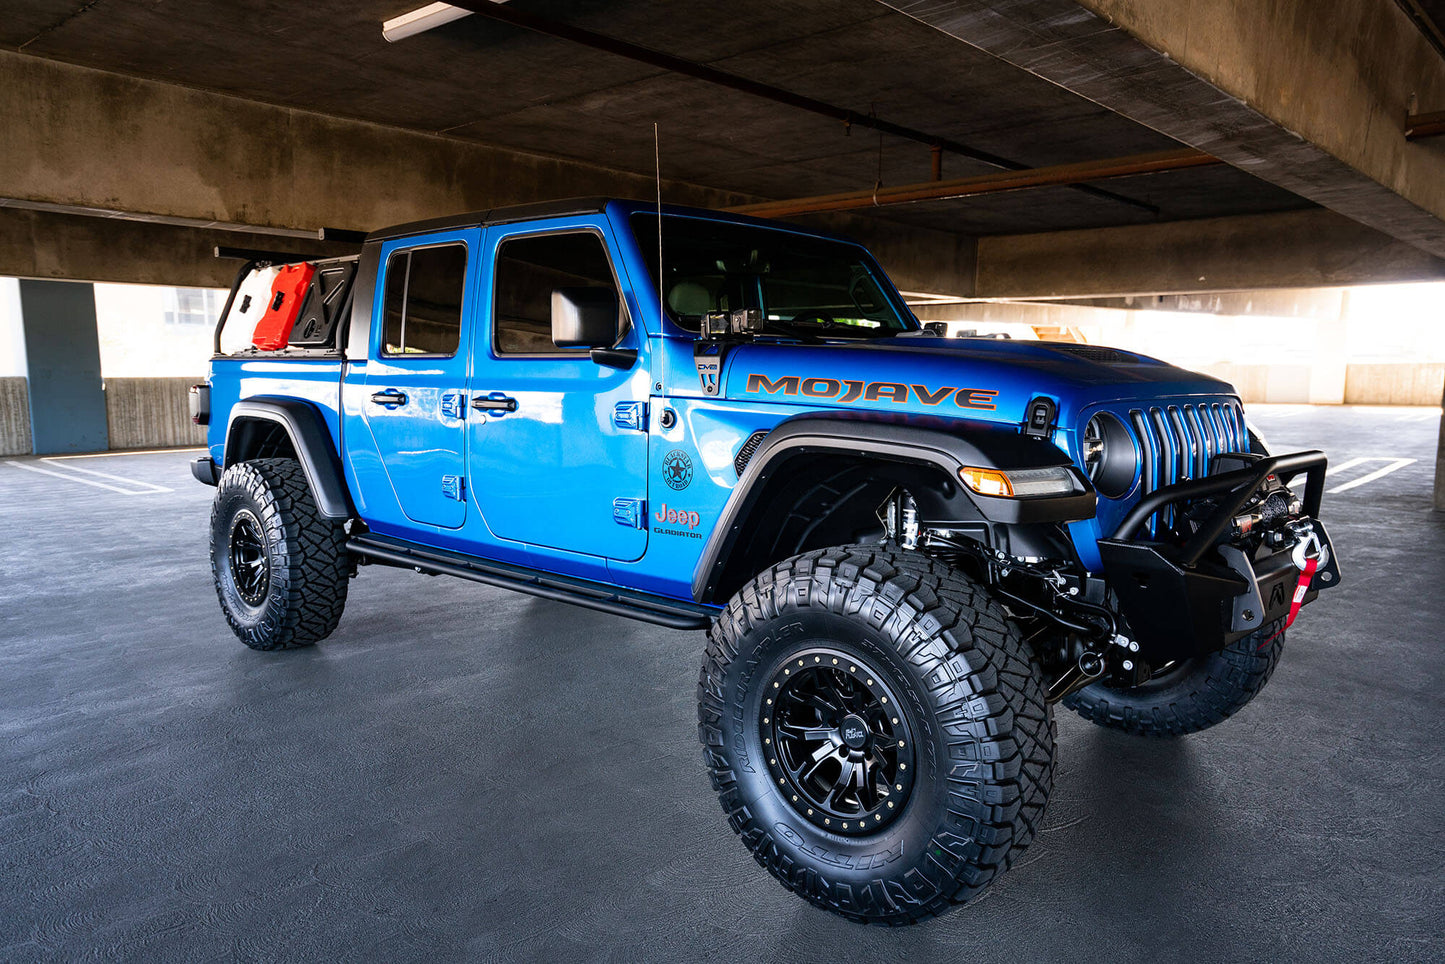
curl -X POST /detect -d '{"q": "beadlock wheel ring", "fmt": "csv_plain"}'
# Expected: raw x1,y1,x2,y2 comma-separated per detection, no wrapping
761,647,916,836
228,509,270,607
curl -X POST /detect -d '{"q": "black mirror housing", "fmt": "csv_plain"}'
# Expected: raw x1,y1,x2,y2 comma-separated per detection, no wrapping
551,287,618,348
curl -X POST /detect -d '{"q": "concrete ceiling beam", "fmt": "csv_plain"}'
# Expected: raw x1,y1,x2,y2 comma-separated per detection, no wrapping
973,209,1445,299
881,0,1445,259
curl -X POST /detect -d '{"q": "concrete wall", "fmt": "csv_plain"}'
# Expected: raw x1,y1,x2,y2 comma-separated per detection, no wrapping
0,376,31,455
0,50,976,298
1193,363,1445,406
103,378,206,450
1344,364,1445,406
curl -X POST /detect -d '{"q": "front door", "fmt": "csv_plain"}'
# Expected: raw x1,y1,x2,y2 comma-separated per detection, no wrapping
360,229,477,529
468,218,650,561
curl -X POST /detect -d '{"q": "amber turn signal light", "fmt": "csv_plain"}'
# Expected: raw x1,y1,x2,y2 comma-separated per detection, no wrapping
959,467,1014,497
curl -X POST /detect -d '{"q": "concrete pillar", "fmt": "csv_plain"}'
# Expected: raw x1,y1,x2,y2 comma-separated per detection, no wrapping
1435,381,1445,512
1307,291,1349,405
18,280,108,454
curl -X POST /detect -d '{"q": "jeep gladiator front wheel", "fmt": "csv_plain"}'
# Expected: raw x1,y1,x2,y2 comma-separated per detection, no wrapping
209,458,349,650
698,545,1054,925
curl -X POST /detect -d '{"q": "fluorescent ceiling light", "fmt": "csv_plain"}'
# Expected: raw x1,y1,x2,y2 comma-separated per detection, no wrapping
383,3,479,43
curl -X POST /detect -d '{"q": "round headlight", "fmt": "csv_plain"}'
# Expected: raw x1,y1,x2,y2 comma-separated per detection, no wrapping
1082,413,1138,499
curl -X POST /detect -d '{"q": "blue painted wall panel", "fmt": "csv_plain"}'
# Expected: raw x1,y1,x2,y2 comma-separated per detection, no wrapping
18,280,108,454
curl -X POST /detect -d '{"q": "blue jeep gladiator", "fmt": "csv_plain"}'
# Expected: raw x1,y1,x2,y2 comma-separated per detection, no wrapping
190,197,1338,924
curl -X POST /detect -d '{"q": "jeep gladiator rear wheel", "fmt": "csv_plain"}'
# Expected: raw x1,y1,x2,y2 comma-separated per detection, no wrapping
1062,622,1285,737
209,458,349,650
698,545,1053,925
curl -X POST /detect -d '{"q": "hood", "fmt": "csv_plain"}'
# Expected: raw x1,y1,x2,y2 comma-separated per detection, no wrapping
720,337,1236,429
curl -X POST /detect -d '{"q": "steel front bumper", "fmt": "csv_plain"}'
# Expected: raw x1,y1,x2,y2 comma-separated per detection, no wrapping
1096,451,1341,662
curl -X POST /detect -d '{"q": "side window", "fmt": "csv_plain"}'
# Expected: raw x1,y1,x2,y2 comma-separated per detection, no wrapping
493,232,621,354
381,243,467,356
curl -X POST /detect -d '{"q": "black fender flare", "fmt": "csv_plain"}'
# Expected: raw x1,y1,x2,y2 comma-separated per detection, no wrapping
224,397,354,519
691,413,1096,602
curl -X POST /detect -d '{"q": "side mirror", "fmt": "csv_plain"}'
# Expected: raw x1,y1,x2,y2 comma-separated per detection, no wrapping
551,287,618,348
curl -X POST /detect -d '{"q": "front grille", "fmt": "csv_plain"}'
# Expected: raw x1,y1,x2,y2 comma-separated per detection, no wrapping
1127,400,1247,536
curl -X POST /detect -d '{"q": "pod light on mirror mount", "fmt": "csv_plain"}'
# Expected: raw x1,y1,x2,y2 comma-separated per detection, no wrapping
958,465,1077,499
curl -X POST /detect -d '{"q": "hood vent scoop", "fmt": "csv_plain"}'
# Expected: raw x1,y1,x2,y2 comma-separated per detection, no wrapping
1043,344,1136,364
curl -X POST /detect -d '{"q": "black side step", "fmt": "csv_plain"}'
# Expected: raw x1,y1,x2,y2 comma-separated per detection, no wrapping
346,534,715,631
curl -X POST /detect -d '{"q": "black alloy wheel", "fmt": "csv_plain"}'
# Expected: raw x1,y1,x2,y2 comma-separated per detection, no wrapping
763,650,915,835
228,510,270,607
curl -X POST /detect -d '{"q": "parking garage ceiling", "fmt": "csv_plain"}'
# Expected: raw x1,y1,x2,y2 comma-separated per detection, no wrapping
4,0,1316,240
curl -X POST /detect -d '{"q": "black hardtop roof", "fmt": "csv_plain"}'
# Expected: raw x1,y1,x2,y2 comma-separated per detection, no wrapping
364,197,864,247
366,197,612,242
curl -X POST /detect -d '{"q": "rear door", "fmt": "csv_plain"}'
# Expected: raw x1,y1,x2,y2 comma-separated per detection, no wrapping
358,229,477,529
467,218,650,561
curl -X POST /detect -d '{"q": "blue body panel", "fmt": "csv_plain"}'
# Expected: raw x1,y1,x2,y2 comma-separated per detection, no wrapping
205,199,1245,605
207,358,344,466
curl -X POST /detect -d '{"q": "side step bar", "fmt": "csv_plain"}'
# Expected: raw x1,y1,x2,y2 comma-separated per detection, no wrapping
346,534,716,631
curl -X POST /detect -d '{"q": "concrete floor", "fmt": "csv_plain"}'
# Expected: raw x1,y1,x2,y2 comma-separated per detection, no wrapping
1,407,1442,962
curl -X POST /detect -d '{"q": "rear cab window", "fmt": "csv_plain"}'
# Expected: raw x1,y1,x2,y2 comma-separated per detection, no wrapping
381,244,468,357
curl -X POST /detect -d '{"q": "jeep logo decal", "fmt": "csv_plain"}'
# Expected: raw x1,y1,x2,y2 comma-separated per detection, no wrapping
746,373,997,410
653,503,703,540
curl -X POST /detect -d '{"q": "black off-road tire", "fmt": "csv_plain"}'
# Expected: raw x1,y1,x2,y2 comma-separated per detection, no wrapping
698,545,1053,925
209,458,349,650
1063,622,1285,737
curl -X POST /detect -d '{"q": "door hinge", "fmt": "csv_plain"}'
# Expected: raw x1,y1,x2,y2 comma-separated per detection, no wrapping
612,497,646,529
613,400,648,431
442,475,465,501
441,391,466,420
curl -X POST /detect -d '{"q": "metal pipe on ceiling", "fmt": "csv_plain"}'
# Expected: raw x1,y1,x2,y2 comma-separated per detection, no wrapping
441,0,1160,214
723,148,1220,218
1405,110,1445,140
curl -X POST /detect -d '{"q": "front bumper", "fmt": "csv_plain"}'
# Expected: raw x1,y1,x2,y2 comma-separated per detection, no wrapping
1096,450,1340,662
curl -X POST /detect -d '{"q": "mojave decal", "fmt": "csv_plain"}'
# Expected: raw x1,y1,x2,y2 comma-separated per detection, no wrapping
745,373,998,410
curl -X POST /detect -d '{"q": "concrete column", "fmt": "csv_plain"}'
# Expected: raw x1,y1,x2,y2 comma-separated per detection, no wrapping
1307,291,1349,405
18,280,108,454
1435,381,1445,512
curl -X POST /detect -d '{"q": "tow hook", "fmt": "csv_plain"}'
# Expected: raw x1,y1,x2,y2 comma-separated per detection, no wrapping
1289,524,1327,571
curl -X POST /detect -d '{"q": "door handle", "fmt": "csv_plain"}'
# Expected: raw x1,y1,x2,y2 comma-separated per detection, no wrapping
371,389,408,407
471,393,518,413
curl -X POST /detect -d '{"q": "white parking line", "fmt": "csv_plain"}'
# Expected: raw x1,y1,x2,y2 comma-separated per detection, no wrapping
4,460,172,495
40,458,172,492
46,447,205,460
1327,458,1416,494
1325,456,1370,476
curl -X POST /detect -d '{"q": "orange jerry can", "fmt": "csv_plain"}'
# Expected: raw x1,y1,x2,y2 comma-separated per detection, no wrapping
251,262,316,350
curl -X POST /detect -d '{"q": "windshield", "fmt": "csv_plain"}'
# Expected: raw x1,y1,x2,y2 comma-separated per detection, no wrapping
630,214,915,338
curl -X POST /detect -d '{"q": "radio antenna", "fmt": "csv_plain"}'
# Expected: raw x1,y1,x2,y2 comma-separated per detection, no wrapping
655,122,664,335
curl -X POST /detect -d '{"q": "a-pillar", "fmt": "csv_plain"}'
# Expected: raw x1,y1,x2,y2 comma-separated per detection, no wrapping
17,280,108,454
